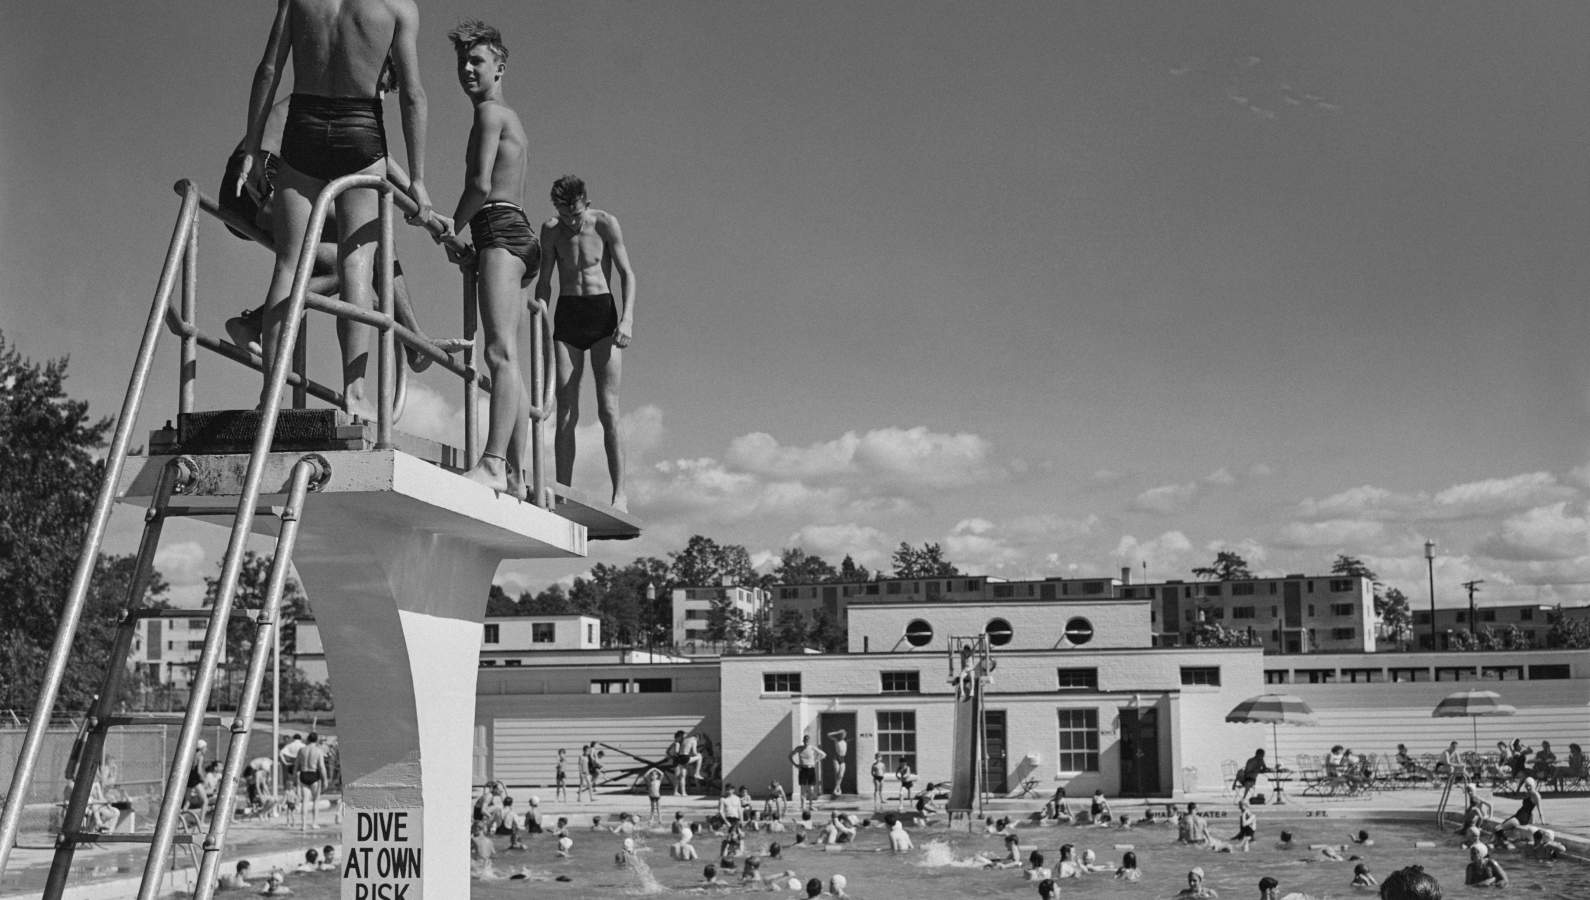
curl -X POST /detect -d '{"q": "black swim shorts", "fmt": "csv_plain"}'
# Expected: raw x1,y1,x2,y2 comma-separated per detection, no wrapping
280,94,387,182
797,765,817,787
298,771,323,788
220,149,281,239
554,293,619,350
470,202,540,277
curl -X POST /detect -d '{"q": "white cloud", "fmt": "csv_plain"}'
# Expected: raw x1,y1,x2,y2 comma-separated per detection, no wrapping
1274,519,1387,549
1297,472,1577,523
1203,468,1236,487
727,427,1009,491
155,541,208,587
1131,482,1199,514
784,523,891,569
1474,503,1590,562
1248,463,1274,478
1113,531,1194,574
1295,485,1416,521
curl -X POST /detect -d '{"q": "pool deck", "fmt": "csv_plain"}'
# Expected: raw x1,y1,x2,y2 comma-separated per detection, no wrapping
3,783,1584,898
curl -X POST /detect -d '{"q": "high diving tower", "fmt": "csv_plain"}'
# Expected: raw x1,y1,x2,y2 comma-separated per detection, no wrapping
0,175,638,900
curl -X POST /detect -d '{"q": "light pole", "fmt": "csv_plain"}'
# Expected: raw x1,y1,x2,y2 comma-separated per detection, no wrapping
1424,540,1437,651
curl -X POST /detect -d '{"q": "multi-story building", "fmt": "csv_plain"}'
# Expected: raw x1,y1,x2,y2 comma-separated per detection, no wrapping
129,609,233,686
1405,602,1589,651
670,585,769,652
1131,574,1377,653
295,613,602,683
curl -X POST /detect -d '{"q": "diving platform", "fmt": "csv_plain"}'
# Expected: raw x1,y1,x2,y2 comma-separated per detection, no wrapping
145,409,641,541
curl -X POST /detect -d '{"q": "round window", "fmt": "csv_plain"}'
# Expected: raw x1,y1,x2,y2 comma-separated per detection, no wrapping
985,618,1014,647
904,618,934,648
1064,617,1094,645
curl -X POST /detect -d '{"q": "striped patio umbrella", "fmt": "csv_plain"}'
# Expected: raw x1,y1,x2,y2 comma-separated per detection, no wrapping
1225,694,1317,767
1432,689,1516,753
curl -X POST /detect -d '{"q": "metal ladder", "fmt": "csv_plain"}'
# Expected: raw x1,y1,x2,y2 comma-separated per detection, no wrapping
0,176,382,900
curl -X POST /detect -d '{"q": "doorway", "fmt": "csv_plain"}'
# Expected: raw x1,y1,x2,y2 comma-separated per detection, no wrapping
1118,707,1161,796
817,711,857,795
981,710,1008,794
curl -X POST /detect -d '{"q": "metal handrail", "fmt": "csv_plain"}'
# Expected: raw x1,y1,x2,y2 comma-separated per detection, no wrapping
163,178,555,503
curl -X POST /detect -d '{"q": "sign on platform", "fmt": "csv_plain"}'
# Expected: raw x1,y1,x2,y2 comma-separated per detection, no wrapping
342,807,424,900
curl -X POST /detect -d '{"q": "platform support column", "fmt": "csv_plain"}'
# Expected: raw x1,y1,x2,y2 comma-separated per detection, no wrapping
292,516,500,900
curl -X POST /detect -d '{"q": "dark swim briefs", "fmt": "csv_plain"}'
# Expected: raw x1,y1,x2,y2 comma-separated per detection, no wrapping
554,294,619,350
469,201,540,276
220,149,281,240
279,93,387,182
298,771,323,788
797,765,817,787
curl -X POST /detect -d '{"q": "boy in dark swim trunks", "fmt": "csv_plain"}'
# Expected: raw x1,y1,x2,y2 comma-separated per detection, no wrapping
536,176,638,510
241,0,433,420
427,19,538,497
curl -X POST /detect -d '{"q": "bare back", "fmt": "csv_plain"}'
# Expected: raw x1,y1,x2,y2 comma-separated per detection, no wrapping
288,0,406,97
475,102,528,205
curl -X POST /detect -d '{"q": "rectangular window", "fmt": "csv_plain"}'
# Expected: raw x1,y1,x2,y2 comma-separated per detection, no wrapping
1331,603,1355,616
876,711,917,772
1329,579,1354,592
188,641,205,651
1180,666,1221,686
1055,668,1099,690
1269,583,1278,595
1232,606,1256,619
1340,668,1380,683
865,584,879,595
1204,584,1222,597
504,659,522,667
1231,583,1255,596
1331,627,1356,640
1413,611,1431,625
1389,667,1429,683
532,623,556,643
590,678,629,693
483,624,500,644
1206,608,1225,620
1435,667,1477,682
188,618,206,630
1528,664,1569,680
993,585,1014,598
634,678,673,693
1264,670,1290,685
480,659,498,667
1308,580,1315,592
587,624,595,643
886,582,901,595
1480,666,1522,681
1519,608,1534,622
763,672,802,694
1056,709,1100,772
1307,605,1315,617
881,671,921,694
1480,610,1497,622
1083,581,1104,595
685,609,708,620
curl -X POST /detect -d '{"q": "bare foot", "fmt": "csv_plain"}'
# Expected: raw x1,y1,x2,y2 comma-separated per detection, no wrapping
506,471,529,502
226,308,263,356
465,455,509,493
406,341,434,373
611,491,629,513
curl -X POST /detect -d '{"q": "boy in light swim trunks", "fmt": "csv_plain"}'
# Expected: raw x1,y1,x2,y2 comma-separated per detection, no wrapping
430,20,538,496
535,175,637,510
242,0,433,419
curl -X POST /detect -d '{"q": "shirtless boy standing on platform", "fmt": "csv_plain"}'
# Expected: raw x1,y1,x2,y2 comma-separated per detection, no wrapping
535,176,637,510
431,20,537,495
242,0,432,418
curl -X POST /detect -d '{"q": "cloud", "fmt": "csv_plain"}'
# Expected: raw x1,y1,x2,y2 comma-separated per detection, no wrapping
1248,463,1274,478
1295,472,1576,523
726,427,1010,491
1131,481,1199,514
1474,503,1590,562
784,523,891,569
155,541,208,587
1112,531,1194,574
1203,468,1236,487
1274,519,1387,549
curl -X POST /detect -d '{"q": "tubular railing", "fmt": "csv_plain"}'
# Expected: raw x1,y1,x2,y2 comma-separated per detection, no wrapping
164,177,555,504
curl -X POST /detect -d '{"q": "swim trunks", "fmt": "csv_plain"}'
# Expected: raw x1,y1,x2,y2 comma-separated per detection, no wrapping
220,149,281,239
298,771,323,788
279,93,387,182
554,293,619,350
469,201,540,276
797,765,817,787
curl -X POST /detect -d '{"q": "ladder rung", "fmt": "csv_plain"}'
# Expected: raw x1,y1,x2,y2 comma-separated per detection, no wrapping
67,832,197,845
101,713,227,729
432,337,473,352
163,505,285,518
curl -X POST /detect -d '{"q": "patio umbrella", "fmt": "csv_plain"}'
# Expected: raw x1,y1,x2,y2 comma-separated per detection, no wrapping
1432,689,1515,753
1225,693,1317,769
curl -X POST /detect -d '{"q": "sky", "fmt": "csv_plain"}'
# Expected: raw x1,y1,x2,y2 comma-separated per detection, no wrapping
2,2,1587,610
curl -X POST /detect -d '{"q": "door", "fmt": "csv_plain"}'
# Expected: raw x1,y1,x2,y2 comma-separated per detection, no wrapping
981,710,1008,794
817,711,857,795
1118,708,1161,796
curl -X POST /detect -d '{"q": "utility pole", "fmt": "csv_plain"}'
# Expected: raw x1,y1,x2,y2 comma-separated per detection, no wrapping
1424,541,1437,650
1462,580,1484,643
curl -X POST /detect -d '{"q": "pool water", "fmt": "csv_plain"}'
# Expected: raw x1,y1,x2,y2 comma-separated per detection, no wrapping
174,817,1588,900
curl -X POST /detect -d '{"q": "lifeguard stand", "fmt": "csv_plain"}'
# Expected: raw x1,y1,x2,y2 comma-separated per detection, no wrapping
0,176,638,900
